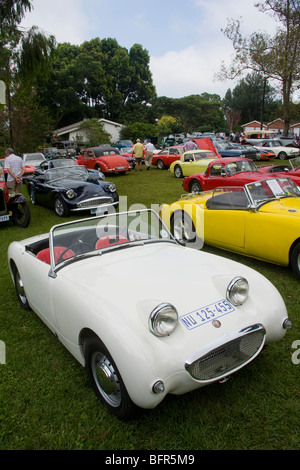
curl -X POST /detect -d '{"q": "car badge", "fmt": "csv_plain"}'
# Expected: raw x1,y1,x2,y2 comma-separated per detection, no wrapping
212,320,221,328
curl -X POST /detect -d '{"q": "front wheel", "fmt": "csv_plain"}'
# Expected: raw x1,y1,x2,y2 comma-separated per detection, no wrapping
29,186,37,205
13,266,31,310
174,165,183,178
277,151,287,160
54,196,69,217
84,337,136,420
157,159,165,170
189,180,202,193
171,210,196,245
291,242,300,278
11,201,31,228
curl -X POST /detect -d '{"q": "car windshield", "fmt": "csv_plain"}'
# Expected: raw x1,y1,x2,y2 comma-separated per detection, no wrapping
44,166,90,182
49,210,175,268
290,157,300,171
246,177,300,205
120,147,133,154
226,160,257,174
194,152,216,160
25,153,44,162
216,142,235,150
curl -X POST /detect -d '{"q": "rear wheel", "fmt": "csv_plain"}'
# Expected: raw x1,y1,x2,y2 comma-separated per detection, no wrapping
84,337,136,420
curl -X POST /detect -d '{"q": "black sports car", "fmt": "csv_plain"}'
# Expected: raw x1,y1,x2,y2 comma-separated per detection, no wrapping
25,165,119,217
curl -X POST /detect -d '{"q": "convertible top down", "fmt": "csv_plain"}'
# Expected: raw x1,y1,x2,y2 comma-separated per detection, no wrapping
8,210,290,419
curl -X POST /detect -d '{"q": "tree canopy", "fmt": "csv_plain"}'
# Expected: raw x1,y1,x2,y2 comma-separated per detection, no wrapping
218,0,300,135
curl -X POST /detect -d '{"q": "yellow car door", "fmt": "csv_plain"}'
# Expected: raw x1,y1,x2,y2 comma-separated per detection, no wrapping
204,190,247,251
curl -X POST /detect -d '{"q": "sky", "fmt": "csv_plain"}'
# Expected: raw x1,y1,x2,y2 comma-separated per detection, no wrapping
20,0,279,100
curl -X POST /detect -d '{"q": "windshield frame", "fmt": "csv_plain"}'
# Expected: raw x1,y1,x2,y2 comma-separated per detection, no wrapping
48,209,176,275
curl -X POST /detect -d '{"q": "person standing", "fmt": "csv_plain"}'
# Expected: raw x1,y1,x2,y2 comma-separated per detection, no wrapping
184,138,197,152
144,139,154,170
4,148,25,193
132,139,144,171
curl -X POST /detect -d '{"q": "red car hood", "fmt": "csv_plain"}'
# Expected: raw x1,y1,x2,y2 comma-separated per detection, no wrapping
194,138,221,157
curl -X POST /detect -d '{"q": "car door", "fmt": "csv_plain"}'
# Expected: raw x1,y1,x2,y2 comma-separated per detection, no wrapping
204,163,227,190
204,191,246,249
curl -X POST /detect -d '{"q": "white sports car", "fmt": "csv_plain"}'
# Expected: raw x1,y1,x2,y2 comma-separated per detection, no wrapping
8,210,291,419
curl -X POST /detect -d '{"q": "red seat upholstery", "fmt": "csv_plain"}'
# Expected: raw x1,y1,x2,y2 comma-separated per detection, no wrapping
95,235,129,250
36,247,74,264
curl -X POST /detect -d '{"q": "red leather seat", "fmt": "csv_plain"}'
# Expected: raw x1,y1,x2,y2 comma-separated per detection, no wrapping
37,247,74,264
95,235,128,249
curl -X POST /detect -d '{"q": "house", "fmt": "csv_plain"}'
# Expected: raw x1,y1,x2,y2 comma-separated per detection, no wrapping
53,118,124,144
242,118,300,137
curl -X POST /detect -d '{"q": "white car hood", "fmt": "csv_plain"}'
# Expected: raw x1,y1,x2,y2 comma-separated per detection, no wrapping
60,242,266,317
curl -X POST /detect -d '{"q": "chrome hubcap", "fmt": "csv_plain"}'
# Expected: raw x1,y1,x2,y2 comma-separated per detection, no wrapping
173,218,191,242
15,272,27,304
91,352,121,407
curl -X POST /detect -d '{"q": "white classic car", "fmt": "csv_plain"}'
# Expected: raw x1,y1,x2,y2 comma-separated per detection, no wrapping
8,210,291,419
253,140,300,160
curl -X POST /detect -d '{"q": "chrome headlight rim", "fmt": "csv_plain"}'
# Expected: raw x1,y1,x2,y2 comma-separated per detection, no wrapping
108,183,116,193
149,303,178,337
226,276,249,306
66,189,75,199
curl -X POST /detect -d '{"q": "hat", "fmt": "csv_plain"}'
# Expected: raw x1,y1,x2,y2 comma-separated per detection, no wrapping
136,139,140,142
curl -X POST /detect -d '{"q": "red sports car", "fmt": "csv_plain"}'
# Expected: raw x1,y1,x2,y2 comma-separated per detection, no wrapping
77,146,129,174
257,158,300,186
182,157,274,193
152,146,184,169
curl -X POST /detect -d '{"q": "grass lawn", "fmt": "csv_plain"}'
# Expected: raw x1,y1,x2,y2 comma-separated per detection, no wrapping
0,162,299,450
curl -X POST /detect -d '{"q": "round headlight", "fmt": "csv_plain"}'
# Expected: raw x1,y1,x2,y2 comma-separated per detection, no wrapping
149,303,178,337
227,277,249,306
108,183,116,193
66,189,75,199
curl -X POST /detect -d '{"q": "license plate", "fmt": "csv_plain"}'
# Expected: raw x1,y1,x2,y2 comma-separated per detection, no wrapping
91,206,107,214
0,214,10,222
180,299,235,330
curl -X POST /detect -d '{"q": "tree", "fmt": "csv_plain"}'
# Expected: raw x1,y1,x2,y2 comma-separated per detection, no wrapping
223,72,280,126
42,38,157,127
218,0,300,135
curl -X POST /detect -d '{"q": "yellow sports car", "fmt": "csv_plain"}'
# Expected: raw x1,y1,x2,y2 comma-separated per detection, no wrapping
161,176,300,278
169,150,216,178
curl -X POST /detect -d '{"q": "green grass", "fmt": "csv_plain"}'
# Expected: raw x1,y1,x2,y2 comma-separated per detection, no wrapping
0,162,299,450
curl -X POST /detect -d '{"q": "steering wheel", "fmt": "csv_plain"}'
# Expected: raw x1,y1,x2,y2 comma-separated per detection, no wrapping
56,242,93,264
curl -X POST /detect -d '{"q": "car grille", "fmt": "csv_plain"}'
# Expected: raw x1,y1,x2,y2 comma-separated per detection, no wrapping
77,197,114,208
185,324,265,382
0,188,7,213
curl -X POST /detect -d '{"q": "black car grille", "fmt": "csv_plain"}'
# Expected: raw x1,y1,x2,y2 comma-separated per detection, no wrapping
0,188,7,213
77,197,114,208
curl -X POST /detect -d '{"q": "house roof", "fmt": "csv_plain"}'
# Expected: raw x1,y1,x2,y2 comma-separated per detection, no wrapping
53,118,123,136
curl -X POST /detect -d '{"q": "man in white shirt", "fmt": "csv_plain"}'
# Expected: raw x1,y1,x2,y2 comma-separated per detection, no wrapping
145,139,155,170
4,148,25,192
